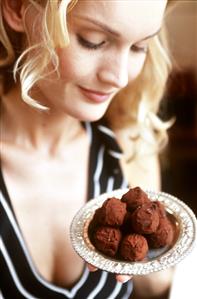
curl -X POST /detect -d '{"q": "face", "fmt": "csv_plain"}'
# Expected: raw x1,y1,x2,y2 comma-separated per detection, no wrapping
29,0,167,121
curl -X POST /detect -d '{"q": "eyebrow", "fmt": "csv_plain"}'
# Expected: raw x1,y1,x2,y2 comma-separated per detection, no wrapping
74,15,161,41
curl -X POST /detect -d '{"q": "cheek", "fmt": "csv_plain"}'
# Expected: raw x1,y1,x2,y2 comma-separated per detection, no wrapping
129,55,147,81
56,47,78,80
56,47,94,82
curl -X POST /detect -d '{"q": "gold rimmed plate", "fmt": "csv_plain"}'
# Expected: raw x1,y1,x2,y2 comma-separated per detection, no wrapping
70,189,197,275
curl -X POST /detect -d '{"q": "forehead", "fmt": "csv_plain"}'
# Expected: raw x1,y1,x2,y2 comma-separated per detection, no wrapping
72,0,167,41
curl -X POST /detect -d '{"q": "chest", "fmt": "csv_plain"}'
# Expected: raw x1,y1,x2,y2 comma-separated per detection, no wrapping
1,141,90,287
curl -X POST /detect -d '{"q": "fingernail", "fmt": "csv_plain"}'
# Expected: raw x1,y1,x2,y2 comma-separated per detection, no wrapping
87,264,97,272
121,277,130,283
117,275,132,283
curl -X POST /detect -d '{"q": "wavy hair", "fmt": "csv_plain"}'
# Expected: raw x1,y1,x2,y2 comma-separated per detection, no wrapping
0,0,176,156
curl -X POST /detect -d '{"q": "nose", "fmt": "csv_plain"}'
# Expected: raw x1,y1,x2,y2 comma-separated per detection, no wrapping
97,50,129,89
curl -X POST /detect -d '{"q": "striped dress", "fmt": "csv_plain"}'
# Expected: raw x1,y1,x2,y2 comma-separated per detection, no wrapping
0,121,133,299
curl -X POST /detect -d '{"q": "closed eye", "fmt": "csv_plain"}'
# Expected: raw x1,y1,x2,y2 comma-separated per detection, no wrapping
77,35,106,50
131,44,148,54
77,34,148,53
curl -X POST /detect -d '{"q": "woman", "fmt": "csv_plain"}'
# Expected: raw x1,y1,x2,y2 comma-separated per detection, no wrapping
0,0,174,298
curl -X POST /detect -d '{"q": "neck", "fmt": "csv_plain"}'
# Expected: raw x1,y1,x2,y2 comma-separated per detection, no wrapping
1,85,84,155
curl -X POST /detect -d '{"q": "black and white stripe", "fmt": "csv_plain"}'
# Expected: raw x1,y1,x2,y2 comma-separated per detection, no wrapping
0,121,133,299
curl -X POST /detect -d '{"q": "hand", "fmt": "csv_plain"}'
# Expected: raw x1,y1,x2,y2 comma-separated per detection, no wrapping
87,263,133,283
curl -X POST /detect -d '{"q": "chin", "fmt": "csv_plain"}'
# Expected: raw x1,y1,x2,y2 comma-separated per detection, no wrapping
68,104,109,122
78,111,106,122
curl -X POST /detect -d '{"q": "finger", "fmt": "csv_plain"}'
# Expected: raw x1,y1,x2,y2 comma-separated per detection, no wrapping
87,263,98,272
116,275,133,283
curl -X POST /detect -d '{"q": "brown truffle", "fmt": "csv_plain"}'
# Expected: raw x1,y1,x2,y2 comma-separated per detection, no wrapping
121,187,150,212
93,226,122,257
94,197,127,227
121,211,133,234
88,187,173,262
154,201,167,219
131,202,160,234
91,207,102,227
119,234,148,261
147,218,174,248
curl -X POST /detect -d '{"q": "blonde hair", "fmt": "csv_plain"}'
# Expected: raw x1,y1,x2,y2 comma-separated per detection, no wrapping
0,0,175,156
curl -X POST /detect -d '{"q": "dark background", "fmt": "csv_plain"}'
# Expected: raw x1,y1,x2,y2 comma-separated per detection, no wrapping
160,0,197,217
160,70,197,217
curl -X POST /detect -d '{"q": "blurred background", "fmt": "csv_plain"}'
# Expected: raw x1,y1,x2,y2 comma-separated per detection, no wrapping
160,0,197,217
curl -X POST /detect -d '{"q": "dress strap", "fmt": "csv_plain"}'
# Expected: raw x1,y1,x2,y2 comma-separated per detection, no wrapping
0,160,14,213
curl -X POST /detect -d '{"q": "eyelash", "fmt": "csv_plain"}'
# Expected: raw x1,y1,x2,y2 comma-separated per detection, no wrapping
131,45,148,54
77,35,105,50
77,35,148,53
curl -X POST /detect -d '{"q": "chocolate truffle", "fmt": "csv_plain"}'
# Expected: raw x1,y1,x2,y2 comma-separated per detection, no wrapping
147,218,174,248
154,201,167,219
91,207,102,227
121,187,150,212
119,234,148,261
94,197,127,227
131,202,160,234
121,211,133,234
93,226,122,257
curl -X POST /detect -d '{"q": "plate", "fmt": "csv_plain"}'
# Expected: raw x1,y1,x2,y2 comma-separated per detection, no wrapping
70,189,197,275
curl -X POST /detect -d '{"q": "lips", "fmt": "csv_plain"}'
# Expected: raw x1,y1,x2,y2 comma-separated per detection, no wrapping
78,86,114,103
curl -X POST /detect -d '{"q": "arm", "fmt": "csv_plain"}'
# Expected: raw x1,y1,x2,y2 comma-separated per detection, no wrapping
169,242,197,299
131,269,174,299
